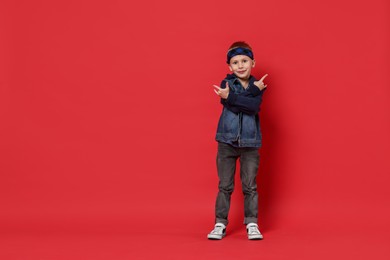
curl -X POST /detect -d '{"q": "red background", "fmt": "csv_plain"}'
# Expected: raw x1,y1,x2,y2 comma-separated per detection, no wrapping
1,0,390,259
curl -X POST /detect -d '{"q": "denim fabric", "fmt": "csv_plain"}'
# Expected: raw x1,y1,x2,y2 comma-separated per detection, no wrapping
215,73,264,148
215,142,259,226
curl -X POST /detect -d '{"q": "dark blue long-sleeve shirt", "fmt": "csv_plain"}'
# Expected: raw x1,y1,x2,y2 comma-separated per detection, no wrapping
219,74,266,115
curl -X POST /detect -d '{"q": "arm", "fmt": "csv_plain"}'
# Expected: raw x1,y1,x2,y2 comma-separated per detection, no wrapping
219,80,240,114
225,91,264,115
220,80,266,115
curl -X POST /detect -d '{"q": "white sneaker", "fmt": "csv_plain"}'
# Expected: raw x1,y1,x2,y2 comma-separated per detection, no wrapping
246,223,263,240
207,223,226,240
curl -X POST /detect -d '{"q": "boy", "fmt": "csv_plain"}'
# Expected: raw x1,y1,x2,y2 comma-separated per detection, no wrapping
208,41,268,240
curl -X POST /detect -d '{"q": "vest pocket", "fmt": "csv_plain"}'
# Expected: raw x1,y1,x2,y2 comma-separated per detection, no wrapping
241,114,257,140
222,108,239,134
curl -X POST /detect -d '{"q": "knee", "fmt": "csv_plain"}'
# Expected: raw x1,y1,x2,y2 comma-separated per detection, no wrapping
242,184,257,195
219,182,234,194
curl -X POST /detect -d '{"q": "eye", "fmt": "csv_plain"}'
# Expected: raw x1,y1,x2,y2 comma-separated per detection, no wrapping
233,61,238,64
243,59,248,63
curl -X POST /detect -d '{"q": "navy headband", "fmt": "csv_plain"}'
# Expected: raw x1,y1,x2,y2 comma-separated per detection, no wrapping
226,47,254,64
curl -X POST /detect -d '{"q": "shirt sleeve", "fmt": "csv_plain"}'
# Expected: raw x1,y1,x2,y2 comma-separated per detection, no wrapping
220,79,266,115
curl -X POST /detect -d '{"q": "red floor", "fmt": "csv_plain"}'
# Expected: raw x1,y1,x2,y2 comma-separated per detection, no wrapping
1,211,389,260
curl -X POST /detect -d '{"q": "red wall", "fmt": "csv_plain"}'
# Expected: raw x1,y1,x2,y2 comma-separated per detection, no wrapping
1,0,390,258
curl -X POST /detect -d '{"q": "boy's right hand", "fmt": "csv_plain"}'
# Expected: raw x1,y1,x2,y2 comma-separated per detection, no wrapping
213,82,230,99
254,74,268,91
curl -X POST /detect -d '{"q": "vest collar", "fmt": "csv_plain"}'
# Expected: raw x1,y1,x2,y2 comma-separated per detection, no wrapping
226,73,256,85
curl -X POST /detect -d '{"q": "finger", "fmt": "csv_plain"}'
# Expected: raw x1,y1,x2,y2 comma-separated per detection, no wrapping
214,89,220,95
213,85,221,90
259,74,268,83
225,82,229,88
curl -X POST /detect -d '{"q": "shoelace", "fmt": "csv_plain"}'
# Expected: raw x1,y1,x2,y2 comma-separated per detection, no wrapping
248,225,260,234
211,226,224,234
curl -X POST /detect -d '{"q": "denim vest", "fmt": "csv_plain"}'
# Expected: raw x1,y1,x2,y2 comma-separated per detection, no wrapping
215,74,264,148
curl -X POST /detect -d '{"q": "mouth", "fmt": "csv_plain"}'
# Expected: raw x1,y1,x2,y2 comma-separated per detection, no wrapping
237,70,246,74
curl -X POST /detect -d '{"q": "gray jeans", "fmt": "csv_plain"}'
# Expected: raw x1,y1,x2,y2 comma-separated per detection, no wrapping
215,142,260,226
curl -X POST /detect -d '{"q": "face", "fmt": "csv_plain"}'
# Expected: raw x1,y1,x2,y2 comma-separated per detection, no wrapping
228,55,255,81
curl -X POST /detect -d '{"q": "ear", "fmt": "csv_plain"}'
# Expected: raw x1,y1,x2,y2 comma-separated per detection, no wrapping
252,59,256,67
228,65,233,71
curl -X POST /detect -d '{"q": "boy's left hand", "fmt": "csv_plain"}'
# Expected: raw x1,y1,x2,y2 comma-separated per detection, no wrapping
213,82,230,99
253,74,268,90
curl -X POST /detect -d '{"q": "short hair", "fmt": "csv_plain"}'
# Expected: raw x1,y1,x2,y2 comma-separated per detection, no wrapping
227,41,253,52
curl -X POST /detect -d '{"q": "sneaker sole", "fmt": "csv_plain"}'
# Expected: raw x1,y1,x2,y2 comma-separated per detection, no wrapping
207,233,226,240
248,234,263,240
